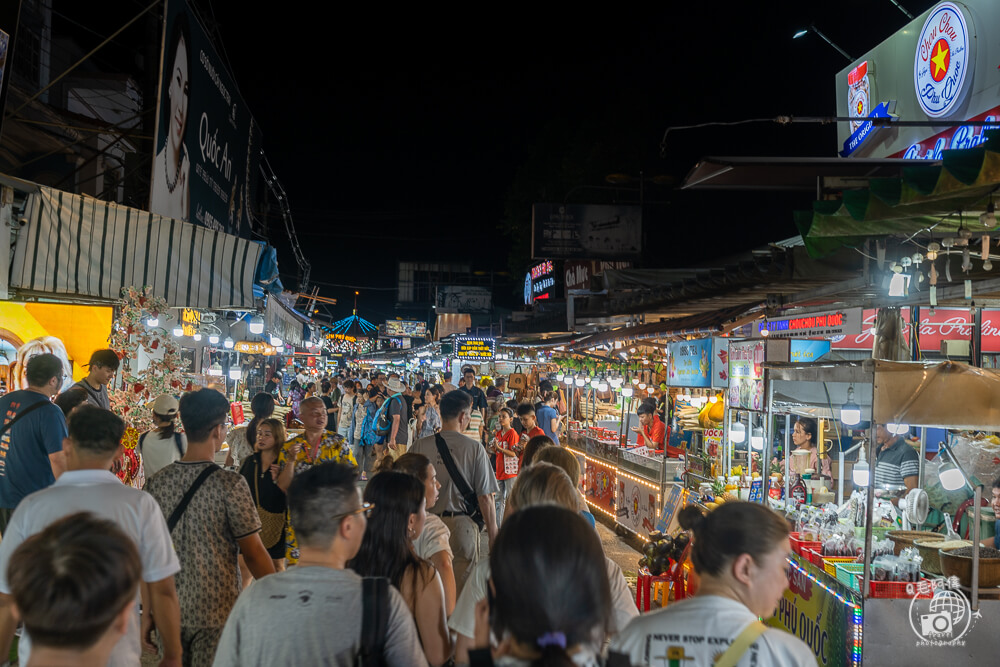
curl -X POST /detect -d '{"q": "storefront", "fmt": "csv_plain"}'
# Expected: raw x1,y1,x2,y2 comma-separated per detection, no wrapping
762,360,1000,666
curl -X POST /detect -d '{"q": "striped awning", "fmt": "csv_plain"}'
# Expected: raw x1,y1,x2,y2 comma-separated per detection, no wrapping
8,183,261,309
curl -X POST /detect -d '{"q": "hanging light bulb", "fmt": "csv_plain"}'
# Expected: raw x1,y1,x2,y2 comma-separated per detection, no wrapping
575,375,585,387
208,334,220,345
709,394,719,404
248,315,265,334
172,325,184,337
887,422,909,435
750,427,765,451
228,368,243,380
841,385,861,426
207,363,223,377
638,381,647,390
631,376,640,385
555,372,564,382
192,332,202,342
853,448,870,487
598,377,609,392
590,378,600,389
730,421,746,444
939,461,967,491
223,336,235,349
621,386,634,398
269,334,283,347
610,375,623,388
146,316,159,327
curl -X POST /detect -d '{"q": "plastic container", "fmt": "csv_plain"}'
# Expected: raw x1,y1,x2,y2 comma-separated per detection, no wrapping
789,532,822,557
823,556,858,577
869,579,933,599
835,562,864,591
802,548,824,568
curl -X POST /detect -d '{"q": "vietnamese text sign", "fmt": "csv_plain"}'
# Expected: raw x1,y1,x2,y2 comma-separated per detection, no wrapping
455,337,495,361
667,338,712,387
791,339,832,363
758,309,861,339
385,320,427,337
830,307,1000,353
234,341,276,355
150,0,262,237
532,203,641,260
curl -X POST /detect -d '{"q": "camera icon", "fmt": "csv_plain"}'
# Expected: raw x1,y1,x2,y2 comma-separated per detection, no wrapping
920,612,953,637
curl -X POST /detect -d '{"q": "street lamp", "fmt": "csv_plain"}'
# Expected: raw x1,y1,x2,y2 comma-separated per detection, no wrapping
792,25,853,62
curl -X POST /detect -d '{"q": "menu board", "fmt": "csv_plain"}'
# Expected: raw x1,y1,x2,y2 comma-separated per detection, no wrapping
455,337,496,361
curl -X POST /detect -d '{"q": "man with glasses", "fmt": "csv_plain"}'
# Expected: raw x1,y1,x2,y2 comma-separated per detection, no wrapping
145,389,275,666
411,390,498,596
276,396,357,565
71,349,120,410
213,463,426,667
0,354,68,533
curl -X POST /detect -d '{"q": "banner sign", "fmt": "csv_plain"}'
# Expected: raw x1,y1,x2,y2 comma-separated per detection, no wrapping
532,203,641,260
758,309,861,339
712,338,729,388
151,0,262,237
729,340,766,411
667,338,712,388
767,559,857,667
455,337,495,362
385,320,428,337
584,458,616,517
840,101,895,157
830,307,1000,353
616,477,658,535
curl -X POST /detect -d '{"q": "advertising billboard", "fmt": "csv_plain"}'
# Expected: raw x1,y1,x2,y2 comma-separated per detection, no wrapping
150,0,262,237
524,260,557,305
666,339,712,388
532,203,641,260
455,337,495,362
385,320,428,337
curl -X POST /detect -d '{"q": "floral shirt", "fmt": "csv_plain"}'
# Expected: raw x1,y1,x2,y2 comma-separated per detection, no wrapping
277,430,357,563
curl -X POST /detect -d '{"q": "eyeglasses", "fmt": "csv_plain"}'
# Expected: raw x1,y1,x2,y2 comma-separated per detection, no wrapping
331,502,374,522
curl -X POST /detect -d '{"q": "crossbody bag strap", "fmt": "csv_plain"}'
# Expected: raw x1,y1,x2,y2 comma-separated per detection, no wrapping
166,465,220,532
713,620,767,667
434,433,476,510
0,400,49,440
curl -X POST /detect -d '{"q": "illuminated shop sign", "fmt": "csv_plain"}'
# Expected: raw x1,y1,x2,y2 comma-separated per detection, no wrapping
455,337,496,361
913,2,975,120
525,260,557,305
234,341,277,355
181,308,202,336
757,309,861,339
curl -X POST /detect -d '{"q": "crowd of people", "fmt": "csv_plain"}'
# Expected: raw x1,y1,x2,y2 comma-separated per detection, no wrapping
0,353,817,666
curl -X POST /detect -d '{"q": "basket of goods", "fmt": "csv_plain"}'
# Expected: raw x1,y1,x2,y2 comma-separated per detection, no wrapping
913,539,971,575
939,545,1000,588
886,530,943,556
868,549,932,598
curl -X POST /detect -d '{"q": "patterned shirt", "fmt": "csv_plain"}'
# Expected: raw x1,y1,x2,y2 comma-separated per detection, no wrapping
144,461,261,628
874,438,920,489
278,431,357,563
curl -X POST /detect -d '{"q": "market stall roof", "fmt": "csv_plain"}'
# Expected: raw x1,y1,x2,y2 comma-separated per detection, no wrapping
567,303,758,349
682,156,934,192
5,176,262,309
795,132,1000,257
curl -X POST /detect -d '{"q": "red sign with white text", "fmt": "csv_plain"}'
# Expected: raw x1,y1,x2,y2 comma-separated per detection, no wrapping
829,308,1000,353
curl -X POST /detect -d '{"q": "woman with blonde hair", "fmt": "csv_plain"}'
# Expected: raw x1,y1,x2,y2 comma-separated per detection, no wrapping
10,336,73,392
450,463,637,663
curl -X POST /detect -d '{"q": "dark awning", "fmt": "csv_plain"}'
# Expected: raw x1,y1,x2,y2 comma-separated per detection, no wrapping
682,156,939,192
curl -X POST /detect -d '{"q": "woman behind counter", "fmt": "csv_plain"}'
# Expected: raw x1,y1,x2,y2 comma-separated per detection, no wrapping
789,417,831,478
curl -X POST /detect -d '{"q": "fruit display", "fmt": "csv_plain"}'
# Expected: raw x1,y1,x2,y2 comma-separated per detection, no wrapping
638,530,690,576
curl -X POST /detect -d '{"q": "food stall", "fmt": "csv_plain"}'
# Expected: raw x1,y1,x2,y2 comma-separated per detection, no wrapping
762,360,1000,666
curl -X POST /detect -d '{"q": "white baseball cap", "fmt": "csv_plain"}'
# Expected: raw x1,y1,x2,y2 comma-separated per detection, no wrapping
151,394,179,417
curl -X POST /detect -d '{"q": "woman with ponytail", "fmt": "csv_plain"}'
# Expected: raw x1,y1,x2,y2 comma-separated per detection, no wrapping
470,505,610,666
610,502,813,666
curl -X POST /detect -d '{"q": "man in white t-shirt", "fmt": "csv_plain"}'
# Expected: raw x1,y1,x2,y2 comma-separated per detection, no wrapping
0,405,182,667
213,463,426,666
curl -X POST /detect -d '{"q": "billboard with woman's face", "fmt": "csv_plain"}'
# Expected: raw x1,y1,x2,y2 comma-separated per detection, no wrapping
149,0,261,238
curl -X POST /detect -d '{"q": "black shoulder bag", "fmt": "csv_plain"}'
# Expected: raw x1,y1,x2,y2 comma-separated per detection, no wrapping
357,576,389,667
0,401,50,440
434,433,485,530
166,465,219,532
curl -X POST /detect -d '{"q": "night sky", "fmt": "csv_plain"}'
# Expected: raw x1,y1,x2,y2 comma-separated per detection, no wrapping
63,1,939,320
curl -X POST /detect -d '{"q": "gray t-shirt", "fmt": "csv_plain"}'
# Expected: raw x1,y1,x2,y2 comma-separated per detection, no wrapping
212,566,427,667
387,394,408,444
410,430,499,514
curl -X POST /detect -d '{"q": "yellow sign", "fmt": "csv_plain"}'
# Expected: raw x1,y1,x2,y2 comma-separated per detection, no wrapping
326,333,357,342
455,337,495,361
181,309,202,337
234,341,276,355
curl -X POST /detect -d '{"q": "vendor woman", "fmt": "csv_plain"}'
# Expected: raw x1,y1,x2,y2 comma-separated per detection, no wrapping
790,417,831,478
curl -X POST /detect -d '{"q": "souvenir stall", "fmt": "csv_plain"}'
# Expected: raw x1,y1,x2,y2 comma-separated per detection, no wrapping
762,360,1000,666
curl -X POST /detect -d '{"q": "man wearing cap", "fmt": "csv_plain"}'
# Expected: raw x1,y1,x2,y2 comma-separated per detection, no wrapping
72,349,120,410
385,375,410,458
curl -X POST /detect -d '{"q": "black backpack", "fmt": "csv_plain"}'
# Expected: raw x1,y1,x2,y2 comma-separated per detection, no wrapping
138,430,184,458
356,577,389,666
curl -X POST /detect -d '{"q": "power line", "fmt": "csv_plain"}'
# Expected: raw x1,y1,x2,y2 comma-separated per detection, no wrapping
260,152,311,290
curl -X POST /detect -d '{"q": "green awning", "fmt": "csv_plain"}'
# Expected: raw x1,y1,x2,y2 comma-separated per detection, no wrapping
800,132,1000,257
